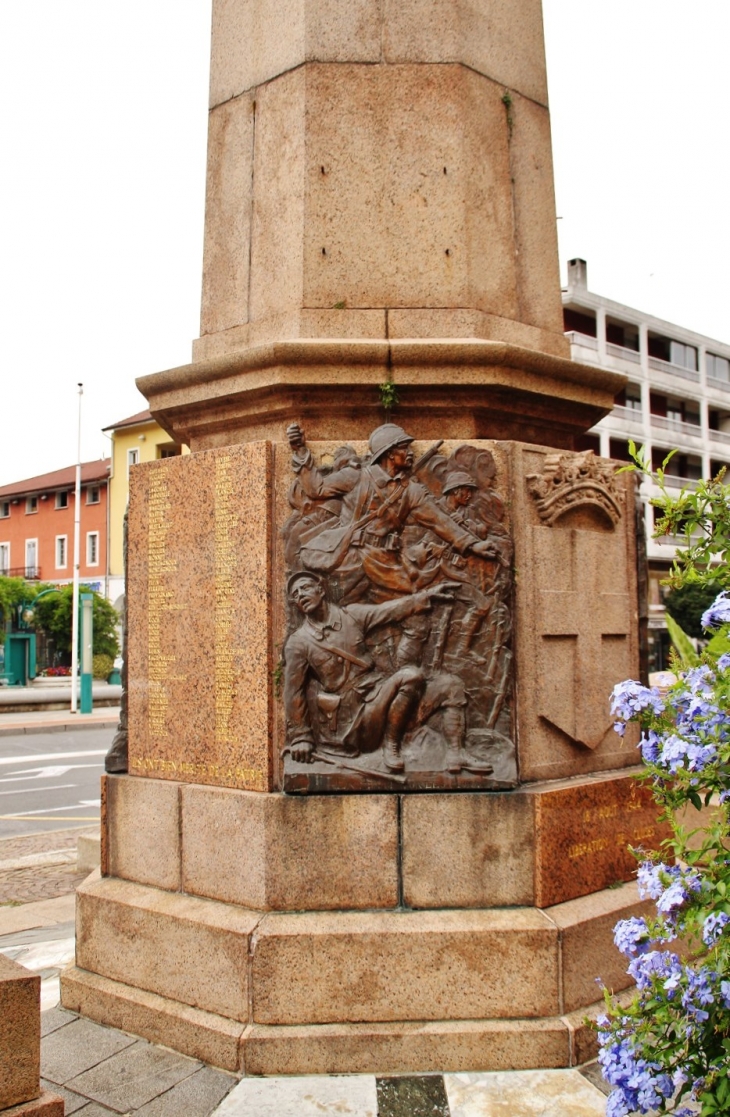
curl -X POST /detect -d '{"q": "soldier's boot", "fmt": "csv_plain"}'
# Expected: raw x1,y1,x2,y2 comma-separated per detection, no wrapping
442,707,492,774
382,682,420,771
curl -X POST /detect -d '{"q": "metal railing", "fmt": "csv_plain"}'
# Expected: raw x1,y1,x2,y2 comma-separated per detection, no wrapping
1,566,42,580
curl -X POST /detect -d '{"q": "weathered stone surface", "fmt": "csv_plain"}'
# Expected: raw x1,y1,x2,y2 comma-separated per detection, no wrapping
251,908,559,1024
244,1018,570,1077
60,967,246,1073
127,444,273,792
511,444,640,782
1,1090,65,1117
546,882,652,1013
75,875,259,1021
181,785,399,910
0,953,40,1109
531,771,669,908
106,775,180,890
402,792,534,908
41,1014,135,1085
65,1039,201,1114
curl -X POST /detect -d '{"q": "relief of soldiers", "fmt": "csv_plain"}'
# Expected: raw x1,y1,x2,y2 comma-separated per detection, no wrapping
286,421,503,667
281,422,515,784
284,571,491,774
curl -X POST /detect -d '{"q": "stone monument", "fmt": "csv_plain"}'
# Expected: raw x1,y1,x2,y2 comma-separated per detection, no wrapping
61,0,662,1075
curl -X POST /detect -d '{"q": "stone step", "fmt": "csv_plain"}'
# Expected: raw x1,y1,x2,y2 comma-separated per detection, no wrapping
70,872,649,1039
61,963,606,1076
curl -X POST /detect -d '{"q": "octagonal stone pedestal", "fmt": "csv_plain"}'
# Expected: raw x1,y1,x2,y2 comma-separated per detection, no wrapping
61,770,661,1074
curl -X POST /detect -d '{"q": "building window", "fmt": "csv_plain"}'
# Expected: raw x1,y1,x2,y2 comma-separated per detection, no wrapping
563,307,597,338
127,448,140,477
25,539,38,578
26,496,38,514
0,501,9,519
0,543,9,575
55,535,68,569
86,486,100,505
86,531,99,566
157,444,181,459
708,353,730,383
55,491,69,509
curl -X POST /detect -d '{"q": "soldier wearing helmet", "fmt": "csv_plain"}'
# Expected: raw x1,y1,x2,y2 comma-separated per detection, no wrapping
286,422,501,603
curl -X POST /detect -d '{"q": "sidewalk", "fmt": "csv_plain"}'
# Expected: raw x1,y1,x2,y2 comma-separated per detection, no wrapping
0,704,121,735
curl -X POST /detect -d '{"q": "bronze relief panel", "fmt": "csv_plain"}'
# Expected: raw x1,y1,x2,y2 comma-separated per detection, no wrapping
280,423,517,792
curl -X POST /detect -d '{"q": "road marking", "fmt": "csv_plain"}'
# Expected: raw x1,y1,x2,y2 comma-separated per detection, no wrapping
0,750,106,767
0,765,101,784
0,815,100,821
0,784,76,797
0,799,100,817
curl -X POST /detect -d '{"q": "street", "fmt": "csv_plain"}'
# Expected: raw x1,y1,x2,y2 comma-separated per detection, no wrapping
0,727,112,838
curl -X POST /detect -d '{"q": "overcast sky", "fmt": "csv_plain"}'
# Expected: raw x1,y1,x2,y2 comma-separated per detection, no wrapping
1,1,728,483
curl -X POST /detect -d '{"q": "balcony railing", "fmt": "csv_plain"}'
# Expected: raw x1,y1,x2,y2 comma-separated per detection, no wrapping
648,356,700,382
650,415,702,438
611,405,644,425
606,342,641,364
565,331,598,350
1,566,41,580
707,375,730,392
709,429,730,446
661,476,700,491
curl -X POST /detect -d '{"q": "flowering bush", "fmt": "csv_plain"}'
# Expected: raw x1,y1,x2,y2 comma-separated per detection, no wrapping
40,665,72,677
599,451,730,1116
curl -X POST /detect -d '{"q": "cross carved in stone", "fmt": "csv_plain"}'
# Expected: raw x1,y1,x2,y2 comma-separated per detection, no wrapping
533,526,632,750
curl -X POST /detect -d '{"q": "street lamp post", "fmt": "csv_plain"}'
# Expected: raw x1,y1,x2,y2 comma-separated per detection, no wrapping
71,383,83,714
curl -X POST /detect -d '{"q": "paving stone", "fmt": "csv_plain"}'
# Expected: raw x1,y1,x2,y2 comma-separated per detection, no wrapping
41,1017,137,1085
66,1039,202,1113
376,1075,450,1117
134,1066,238,1117
0,863,89,905
40,1007,77,1038
40,1080,92,1115
214,1074,378,1116
579,1061,610,1097
443,1069,608,1116
72,1105,119,1116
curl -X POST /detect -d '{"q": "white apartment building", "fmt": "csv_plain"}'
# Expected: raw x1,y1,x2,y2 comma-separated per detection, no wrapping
562,258,730,669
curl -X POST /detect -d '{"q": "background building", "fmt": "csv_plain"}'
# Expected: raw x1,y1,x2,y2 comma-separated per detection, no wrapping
0,460,110,593
103,410,186,608
562,258,730,669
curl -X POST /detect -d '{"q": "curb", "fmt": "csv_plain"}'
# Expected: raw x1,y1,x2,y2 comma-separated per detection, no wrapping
0,716,120,737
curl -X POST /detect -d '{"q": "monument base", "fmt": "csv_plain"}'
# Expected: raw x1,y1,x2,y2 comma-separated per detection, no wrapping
61,772,659,1075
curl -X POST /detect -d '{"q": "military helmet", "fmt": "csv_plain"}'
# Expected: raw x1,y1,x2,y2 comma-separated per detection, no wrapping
368,423,414,462
442,471,477,495
287,569,325,597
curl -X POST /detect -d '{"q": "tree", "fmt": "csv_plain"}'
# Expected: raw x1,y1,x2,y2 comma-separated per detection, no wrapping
31,586,119,660
665,581,722,640
0,576,43,630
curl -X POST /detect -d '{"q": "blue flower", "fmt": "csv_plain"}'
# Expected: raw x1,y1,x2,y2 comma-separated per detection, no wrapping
610,680,665,724
701,590,730,630
718,652,730,670
702,910,730,946
614,916,651,957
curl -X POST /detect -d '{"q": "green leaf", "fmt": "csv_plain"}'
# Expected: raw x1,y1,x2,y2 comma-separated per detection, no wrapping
664,612,700,668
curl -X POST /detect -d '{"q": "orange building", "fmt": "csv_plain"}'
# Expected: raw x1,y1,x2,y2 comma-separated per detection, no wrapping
0,460,111,594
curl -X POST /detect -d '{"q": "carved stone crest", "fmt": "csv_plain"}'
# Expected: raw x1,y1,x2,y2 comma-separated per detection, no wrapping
281,423,517,792
527,451,623,528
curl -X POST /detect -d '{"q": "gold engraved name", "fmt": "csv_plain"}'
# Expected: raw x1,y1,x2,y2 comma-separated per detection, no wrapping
214,456,240,745
130,755,264,788
146,472,180,742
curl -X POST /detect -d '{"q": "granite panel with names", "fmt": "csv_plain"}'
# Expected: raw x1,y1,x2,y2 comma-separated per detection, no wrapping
127,443,273,791
532,772,670,908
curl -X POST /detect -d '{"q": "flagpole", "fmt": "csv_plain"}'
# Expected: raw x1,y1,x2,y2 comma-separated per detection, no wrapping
70,383,83,713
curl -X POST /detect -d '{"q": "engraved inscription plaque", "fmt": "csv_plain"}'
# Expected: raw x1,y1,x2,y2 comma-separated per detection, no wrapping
281,424,517,792
127,444,273,791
